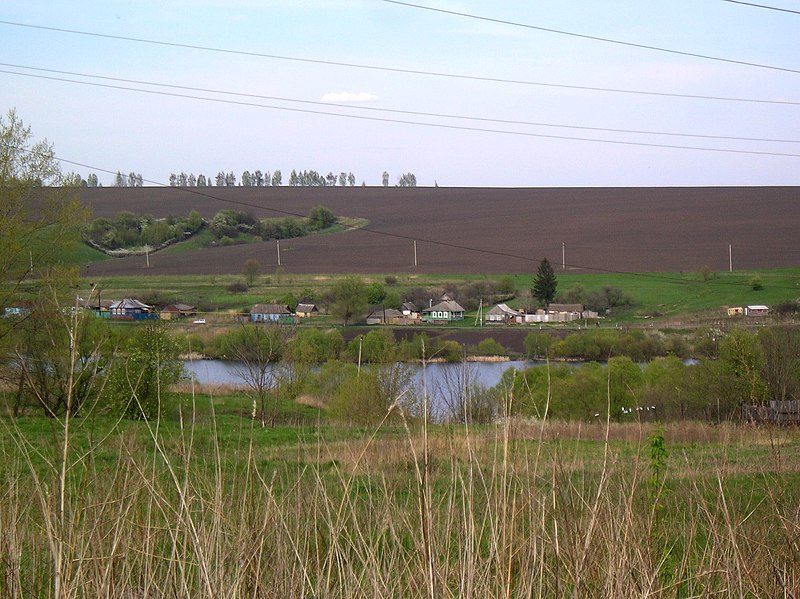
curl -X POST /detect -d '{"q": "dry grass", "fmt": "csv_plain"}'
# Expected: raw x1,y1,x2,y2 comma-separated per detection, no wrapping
1,410,798,598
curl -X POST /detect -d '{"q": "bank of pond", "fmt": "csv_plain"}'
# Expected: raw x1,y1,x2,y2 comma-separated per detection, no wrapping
183,325,789,424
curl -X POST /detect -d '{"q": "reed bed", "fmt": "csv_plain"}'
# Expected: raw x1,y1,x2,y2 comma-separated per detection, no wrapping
1,406,798,598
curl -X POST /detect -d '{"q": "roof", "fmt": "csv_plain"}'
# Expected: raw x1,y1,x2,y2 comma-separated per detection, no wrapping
367,308,403,321
747,305,769,310
110,298,152,310
250,304,293,315
401,302,418,312
296,303,318,312
548,303,584,313
487,303,521,317
423,300,465,314
162,303,196,313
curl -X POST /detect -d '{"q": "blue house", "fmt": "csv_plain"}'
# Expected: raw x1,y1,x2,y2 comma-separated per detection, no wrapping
250,304,296,324
109,298,158,320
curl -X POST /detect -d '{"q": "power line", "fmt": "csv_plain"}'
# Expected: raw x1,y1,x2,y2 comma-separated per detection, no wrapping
0,20,798,107
4,69,800,159
380,0,800,75
4,62,799,145
720,0,800,15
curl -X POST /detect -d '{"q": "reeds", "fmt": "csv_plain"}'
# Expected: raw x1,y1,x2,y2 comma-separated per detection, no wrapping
1,401,798,597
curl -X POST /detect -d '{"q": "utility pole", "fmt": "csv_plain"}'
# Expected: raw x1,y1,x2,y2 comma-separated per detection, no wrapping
277,239,281,266
357,336,363,378
562,242,565,270
728,244,732,273
413,240,418,267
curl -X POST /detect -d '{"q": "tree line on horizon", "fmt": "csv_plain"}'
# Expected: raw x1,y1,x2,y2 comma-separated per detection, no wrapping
71,169,419,188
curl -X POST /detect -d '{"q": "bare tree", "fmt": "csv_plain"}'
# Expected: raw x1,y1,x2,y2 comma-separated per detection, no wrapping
218,323,290,426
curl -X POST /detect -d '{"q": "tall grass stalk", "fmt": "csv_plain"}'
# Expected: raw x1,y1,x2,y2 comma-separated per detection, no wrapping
1,365,799,595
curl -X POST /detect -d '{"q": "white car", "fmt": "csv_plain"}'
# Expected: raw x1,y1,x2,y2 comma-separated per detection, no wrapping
193,318,206,325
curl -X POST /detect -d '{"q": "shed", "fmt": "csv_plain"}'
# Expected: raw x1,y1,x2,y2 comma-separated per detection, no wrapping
745,305,769,316
296,303,319,317
366,308,404,325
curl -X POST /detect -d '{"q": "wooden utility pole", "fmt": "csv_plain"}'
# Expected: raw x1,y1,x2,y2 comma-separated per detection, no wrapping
729,244,732,273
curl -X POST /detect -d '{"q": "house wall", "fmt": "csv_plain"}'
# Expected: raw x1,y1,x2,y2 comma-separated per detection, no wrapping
252,313,280,322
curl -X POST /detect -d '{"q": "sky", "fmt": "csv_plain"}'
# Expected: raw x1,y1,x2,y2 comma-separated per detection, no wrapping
1,0,799,187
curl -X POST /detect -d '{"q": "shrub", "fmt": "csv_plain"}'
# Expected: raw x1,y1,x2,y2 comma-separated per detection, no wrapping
773,300,800,317
226,282,248,293
476,337,506,357
523,331,553,359
328,370,393,425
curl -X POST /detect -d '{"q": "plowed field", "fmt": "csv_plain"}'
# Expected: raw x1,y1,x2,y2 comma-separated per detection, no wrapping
75,186,800,277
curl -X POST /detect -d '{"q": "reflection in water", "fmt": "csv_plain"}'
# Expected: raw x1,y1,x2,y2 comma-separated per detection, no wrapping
182,359,540,417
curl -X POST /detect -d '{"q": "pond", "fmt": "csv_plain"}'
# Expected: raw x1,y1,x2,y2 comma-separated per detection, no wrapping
182,358,541,417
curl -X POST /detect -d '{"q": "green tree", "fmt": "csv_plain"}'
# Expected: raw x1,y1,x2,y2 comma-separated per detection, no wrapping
523,331,553,359
719,328,767,405
10,279,118,418
287,328,343,363
106,322,183,420
532,257,557,308
366,282,387,305
308,205,336,231
331,276,368,326
0,110,85,359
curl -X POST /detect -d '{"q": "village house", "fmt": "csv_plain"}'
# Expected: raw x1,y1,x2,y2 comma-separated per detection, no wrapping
2,301,33,318
422,299,465,323
485,303,522,324
109,298,157,320
295,303,319,318
160,303,196,320
250,304,296,324
401,302,420,320
366,307,405,325
727,307,744,317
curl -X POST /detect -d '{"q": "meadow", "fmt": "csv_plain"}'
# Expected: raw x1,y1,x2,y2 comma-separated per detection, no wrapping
2,386,799,598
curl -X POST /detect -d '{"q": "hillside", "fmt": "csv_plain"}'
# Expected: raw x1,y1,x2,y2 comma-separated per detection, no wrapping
66,186,800,277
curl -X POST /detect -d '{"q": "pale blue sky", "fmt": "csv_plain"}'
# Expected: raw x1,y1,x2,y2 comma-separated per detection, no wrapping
1,0,799,186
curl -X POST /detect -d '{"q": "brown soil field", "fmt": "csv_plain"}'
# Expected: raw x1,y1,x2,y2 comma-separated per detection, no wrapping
73,186,800,276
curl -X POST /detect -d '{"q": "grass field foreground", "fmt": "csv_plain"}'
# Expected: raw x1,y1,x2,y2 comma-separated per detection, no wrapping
2,391,799,597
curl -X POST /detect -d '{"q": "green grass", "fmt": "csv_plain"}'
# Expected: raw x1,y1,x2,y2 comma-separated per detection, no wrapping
2,406,799,596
